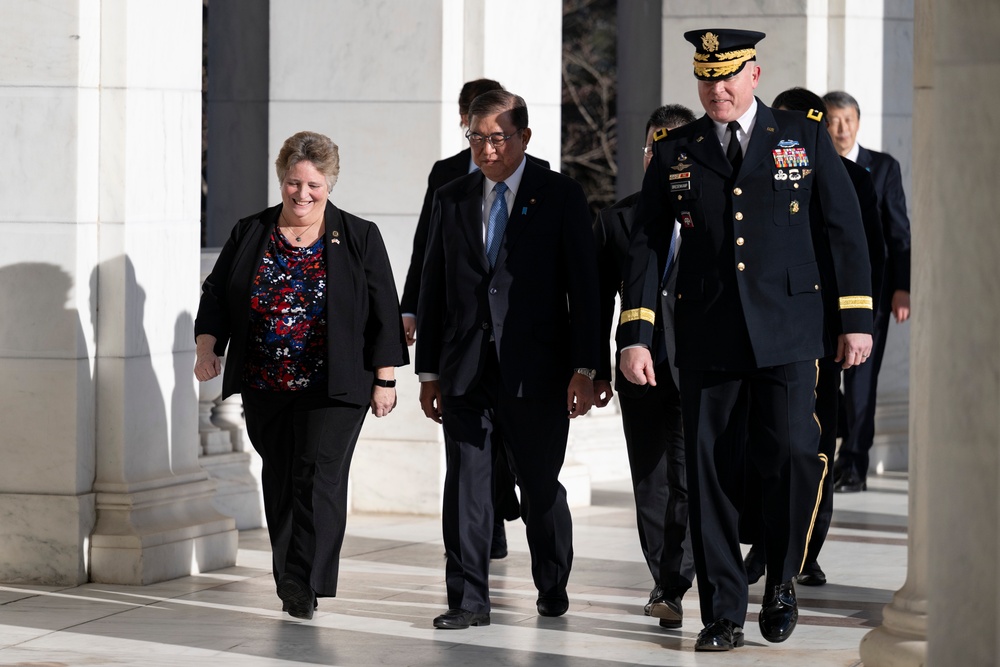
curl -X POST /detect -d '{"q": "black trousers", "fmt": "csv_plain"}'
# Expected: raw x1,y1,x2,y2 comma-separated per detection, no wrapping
838,286,893,479
680,361,825,627
242,388,367,598
440,352,573,614
618,364,694,596
743,355,839,567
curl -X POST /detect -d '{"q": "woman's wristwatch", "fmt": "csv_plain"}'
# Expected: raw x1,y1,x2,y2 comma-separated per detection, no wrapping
574,368,597,380
373,378,397,388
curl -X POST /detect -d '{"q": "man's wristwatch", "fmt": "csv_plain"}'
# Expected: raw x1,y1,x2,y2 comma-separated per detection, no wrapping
373,378,397,388
574,368,597,380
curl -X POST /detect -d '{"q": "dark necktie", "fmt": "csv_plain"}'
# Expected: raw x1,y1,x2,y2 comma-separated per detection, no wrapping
486,182,508,268
726,120,743,171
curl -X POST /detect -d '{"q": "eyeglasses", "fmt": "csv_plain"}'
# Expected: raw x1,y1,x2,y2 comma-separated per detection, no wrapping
466,129,523,149
642,145,654,157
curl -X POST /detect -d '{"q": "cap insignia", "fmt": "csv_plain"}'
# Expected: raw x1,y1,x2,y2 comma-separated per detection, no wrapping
702,32,720,52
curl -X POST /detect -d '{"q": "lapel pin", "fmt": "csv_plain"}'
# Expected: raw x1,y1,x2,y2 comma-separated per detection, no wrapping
331,230,340,244
767,127,775,132
522,207,528,215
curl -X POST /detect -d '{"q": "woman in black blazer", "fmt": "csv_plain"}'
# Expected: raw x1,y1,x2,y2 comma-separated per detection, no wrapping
194,131,408,620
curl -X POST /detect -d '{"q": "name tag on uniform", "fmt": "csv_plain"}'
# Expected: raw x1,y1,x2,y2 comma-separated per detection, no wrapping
671,181,691,192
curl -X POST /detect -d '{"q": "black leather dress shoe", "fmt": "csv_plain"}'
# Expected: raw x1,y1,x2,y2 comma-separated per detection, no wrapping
834,469,867,493
759,580,798,643
433,608,491,629
536,595,569,617
796,561,827,586
649,595,683,629
644,585,664,616
743,545,766,585
277,574,316,620
490,520,508,560
695,618,744,651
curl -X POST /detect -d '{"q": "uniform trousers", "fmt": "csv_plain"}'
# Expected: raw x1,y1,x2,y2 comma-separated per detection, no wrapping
680,360,825,626
242,387,367,597
440,349,573,614
742,355,839,566
618,362,694,595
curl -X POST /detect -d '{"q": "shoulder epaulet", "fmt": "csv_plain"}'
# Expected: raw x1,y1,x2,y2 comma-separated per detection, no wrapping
652,127,669,142
806,108,824,122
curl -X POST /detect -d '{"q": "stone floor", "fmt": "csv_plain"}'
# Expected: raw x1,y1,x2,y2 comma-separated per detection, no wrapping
0,475,907,666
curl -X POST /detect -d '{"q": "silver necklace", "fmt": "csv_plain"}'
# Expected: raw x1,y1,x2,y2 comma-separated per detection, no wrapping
281,215,321,243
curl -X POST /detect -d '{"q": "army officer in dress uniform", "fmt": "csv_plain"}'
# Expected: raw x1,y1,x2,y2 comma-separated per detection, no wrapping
619,29,874,652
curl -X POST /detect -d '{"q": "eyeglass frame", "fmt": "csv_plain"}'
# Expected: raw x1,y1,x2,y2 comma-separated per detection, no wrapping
642,145,655,157
466,128,525,149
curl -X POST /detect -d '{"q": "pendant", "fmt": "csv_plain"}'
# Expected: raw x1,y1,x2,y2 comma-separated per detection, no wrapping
295,236,302,242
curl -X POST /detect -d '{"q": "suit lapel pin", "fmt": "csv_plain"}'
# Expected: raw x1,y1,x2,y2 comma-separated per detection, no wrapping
331,230,340,244
767,126,776,132
522,207,528,215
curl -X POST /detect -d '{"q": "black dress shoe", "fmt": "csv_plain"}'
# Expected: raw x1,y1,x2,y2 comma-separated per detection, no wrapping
796,561,827,586
759,580,798,643
433,608,491,629
695,618,744,651
277,573,316,620
536,595,569,617
743,545,766,585
650,595,683,629
834,468,867,493
490,520,508,560
644,585,664,616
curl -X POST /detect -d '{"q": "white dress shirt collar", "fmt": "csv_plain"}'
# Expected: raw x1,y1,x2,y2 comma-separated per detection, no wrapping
844,141,861,163
712,98,758,153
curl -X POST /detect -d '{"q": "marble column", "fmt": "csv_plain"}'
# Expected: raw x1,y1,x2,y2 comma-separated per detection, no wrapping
864,0,999,663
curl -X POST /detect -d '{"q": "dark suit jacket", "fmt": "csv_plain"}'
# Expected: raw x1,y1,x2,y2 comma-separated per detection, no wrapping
857,145,911,294
415,158,599,398
594,192,680,390
400,149,549,314
195,201,409,404
621,100,873,371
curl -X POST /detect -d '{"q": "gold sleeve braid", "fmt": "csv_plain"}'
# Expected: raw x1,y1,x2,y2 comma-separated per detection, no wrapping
838,296,874,310
619,308,656,325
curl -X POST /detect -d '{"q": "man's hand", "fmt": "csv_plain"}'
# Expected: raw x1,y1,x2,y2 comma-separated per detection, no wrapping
567,373,595,418
402,315,417,346
620,347,656,386
419,380,443,423
891,290,910,324
835,332,874,369
593,380,614,408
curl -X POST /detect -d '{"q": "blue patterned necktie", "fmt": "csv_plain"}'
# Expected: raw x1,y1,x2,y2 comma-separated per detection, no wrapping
485,182,508,268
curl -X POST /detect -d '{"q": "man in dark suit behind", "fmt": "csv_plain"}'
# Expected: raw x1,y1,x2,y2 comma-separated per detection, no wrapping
417,90,600,629
400,80,549,559
620,29,873,651
822,90,912,493
594,103,696,629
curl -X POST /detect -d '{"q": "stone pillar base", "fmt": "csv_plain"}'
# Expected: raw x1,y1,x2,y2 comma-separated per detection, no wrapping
351,438,443,515
90,475,237,585
200,451,263,530
0,493,96,585
859,586,928,666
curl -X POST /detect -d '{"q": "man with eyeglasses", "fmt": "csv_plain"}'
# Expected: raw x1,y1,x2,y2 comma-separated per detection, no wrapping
400,79,549,562
416,90,600,630
593,104,696,629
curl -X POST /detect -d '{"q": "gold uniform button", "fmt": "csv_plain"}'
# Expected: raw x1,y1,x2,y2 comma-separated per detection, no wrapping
793,183,799,189
735,212,744,221
737,262,746,271
733,187,742,196
736,237,745,246
677,195,683,200
814,284,820,290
